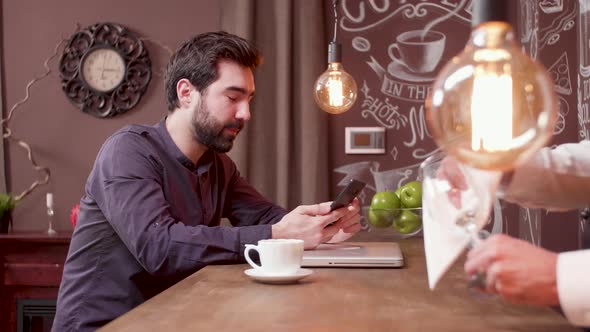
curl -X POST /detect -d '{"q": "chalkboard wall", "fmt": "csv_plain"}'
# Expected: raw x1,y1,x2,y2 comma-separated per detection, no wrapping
329,0,585,252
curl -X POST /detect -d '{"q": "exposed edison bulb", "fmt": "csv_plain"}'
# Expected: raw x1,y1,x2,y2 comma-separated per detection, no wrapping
426,21,557,171
314,62,358,114
314,43,358,114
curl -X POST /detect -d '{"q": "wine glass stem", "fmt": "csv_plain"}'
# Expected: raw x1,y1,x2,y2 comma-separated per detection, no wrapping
467,228,489,288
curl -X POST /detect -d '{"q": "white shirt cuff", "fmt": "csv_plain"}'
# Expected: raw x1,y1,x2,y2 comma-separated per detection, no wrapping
557,250,590,326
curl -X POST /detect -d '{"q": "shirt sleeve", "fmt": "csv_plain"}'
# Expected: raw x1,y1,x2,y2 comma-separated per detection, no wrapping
89,132,276,276
500,140,590,210
557,250,590,326
222,159,289,249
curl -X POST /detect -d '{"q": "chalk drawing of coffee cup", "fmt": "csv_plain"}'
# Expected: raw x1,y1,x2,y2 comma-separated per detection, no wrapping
388,30,446,74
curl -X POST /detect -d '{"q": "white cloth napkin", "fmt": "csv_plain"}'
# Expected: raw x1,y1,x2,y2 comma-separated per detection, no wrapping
422,162,501,290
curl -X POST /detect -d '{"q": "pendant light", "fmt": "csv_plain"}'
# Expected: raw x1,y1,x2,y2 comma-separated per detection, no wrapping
426,0,557,170
313,0,358,114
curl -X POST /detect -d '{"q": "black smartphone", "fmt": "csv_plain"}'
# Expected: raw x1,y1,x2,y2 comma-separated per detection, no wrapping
330,179,366,211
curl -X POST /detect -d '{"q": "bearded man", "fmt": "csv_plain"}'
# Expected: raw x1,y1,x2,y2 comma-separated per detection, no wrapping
52,31,361,331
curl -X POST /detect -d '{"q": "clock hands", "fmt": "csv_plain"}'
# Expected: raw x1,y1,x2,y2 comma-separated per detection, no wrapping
83,49,124,91
100,53,107,79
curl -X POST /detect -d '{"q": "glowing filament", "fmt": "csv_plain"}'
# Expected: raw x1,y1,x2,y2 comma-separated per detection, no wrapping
328,78,343,107
471,69,513,151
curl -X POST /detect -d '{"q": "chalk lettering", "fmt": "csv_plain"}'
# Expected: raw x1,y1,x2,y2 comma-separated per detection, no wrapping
441,0,461,9
361,83,408,129
579,102,590,139
381,76,432,102
407,84,431,100
382,79,404,97
403,105,431,147
368,0,391,13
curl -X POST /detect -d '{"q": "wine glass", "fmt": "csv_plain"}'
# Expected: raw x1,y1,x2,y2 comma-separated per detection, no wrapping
420,150,501,293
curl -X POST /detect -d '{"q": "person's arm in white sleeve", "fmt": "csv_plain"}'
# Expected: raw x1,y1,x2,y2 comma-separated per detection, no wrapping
500,140,590,210
557,249,590,326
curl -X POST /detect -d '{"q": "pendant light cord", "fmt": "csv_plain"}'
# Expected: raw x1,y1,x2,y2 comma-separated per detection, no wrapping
327,0,342,63
332,0,338,43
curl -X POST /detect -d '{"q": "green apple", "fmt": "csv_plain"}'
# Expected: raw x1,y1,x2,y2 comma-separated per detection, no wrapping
393,210,422,234
368,208,394,228
370,191,400,210
398,181,422,208
394,187,402,200
368,191,400,227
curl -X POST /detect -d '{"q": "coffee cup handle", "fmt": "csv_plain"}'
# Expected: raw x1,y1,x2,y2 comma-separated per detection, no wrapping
388,43,406,65
244,244,262,269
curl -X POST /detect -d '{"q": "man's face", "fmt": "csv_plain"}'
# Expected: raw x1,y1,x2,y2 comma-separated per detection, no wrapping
190,60,255,153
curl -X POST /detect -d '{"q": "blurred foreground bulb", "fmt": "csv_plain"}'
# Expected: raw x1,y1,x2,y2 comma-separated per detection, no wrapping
314,42,358,114
426,0,557,170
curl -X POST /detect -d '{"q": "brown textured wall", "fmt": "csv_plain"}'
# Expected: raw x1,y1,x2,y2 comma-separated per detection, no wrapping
2,0,220,231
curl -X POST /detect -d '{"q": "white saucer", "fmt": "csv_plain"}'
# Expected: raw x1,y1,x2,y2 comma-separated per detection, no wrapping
387,60,437,83
244,268,313,284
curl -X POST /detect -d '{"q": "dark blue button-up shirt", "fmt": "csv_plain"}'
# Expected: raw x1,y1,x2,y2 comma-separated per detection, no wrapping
52,119,287,331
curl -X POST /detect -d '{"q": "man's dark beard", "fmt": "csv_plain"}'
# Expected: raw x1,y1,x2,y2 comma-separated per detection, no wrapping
191,97,244,153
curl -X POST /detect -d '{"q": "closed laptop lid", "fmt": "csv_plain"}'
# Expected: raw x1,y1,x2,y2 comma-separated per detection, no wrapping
302,242,404,268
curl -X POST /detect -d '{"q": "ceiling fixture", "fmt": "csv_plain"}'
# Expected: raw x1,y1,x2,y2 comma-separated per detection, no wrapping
313,0,358,114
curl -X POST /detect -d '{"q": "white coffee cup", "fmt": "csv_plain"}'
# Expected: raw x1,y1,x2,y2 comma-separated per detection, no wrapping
244,239,304,275
388,30,446,73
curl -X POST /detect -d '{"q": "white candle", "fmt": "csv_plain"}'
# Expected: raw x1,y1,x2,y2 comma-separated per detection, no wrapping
46,193,53,209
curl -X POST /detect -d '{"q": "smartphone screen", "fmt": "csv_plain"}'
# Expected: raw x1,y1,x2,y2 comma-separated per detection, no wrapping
330,179,366,211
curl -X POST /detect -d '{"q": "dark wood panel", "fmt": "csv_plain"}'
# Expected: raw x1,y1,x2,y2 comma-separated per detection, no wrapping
4,262,64,286
0,232,70,332
1,287,60,332
0,232,71,243
3,246,69,264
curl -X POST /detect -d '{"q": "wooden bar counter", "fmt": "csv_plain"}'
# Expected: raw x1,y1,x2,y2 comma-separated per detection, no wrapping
101,238,581,332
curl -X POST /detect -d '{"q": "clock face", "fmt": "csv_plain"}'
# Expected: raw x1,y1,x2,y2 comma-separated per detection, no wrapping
81,48,126,92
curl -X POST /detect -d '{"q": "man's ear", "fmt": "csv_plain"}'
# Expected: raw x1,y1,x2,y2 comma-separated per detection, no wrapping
176,79,199,108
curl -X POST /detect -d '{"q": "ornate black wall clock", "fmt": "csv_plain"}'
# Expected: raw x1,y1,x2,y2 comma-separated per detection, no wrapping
59,22,151,118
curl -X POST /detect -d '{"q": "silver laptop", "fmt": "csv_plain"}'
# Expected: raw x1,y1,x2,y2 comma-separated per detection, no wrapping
302,242,404,268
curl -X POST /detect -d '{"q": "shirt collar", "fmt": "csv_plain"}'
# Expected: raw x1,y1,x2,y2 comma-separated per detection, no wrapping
156,117,213,175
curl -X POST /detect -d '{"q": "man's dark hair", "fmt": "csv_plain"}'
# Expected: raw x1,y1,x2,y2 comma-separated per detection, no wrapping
164,31,262,111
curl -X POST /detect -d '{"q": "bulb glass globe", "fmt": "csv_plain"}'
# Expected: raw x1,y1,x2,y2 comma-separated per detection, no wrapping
314,62,358,114
426,22,557,170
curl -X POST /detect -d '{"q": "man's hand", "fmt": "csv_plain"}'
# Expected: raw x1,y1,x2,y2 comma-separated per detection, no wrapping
272,198,361,249
464,234,559,306
326,198,362,243
436,156,468,209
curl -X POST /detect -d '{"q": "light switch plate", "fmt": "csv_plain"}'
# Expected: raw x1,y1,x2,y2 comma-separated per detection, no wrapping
345,127,385,154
